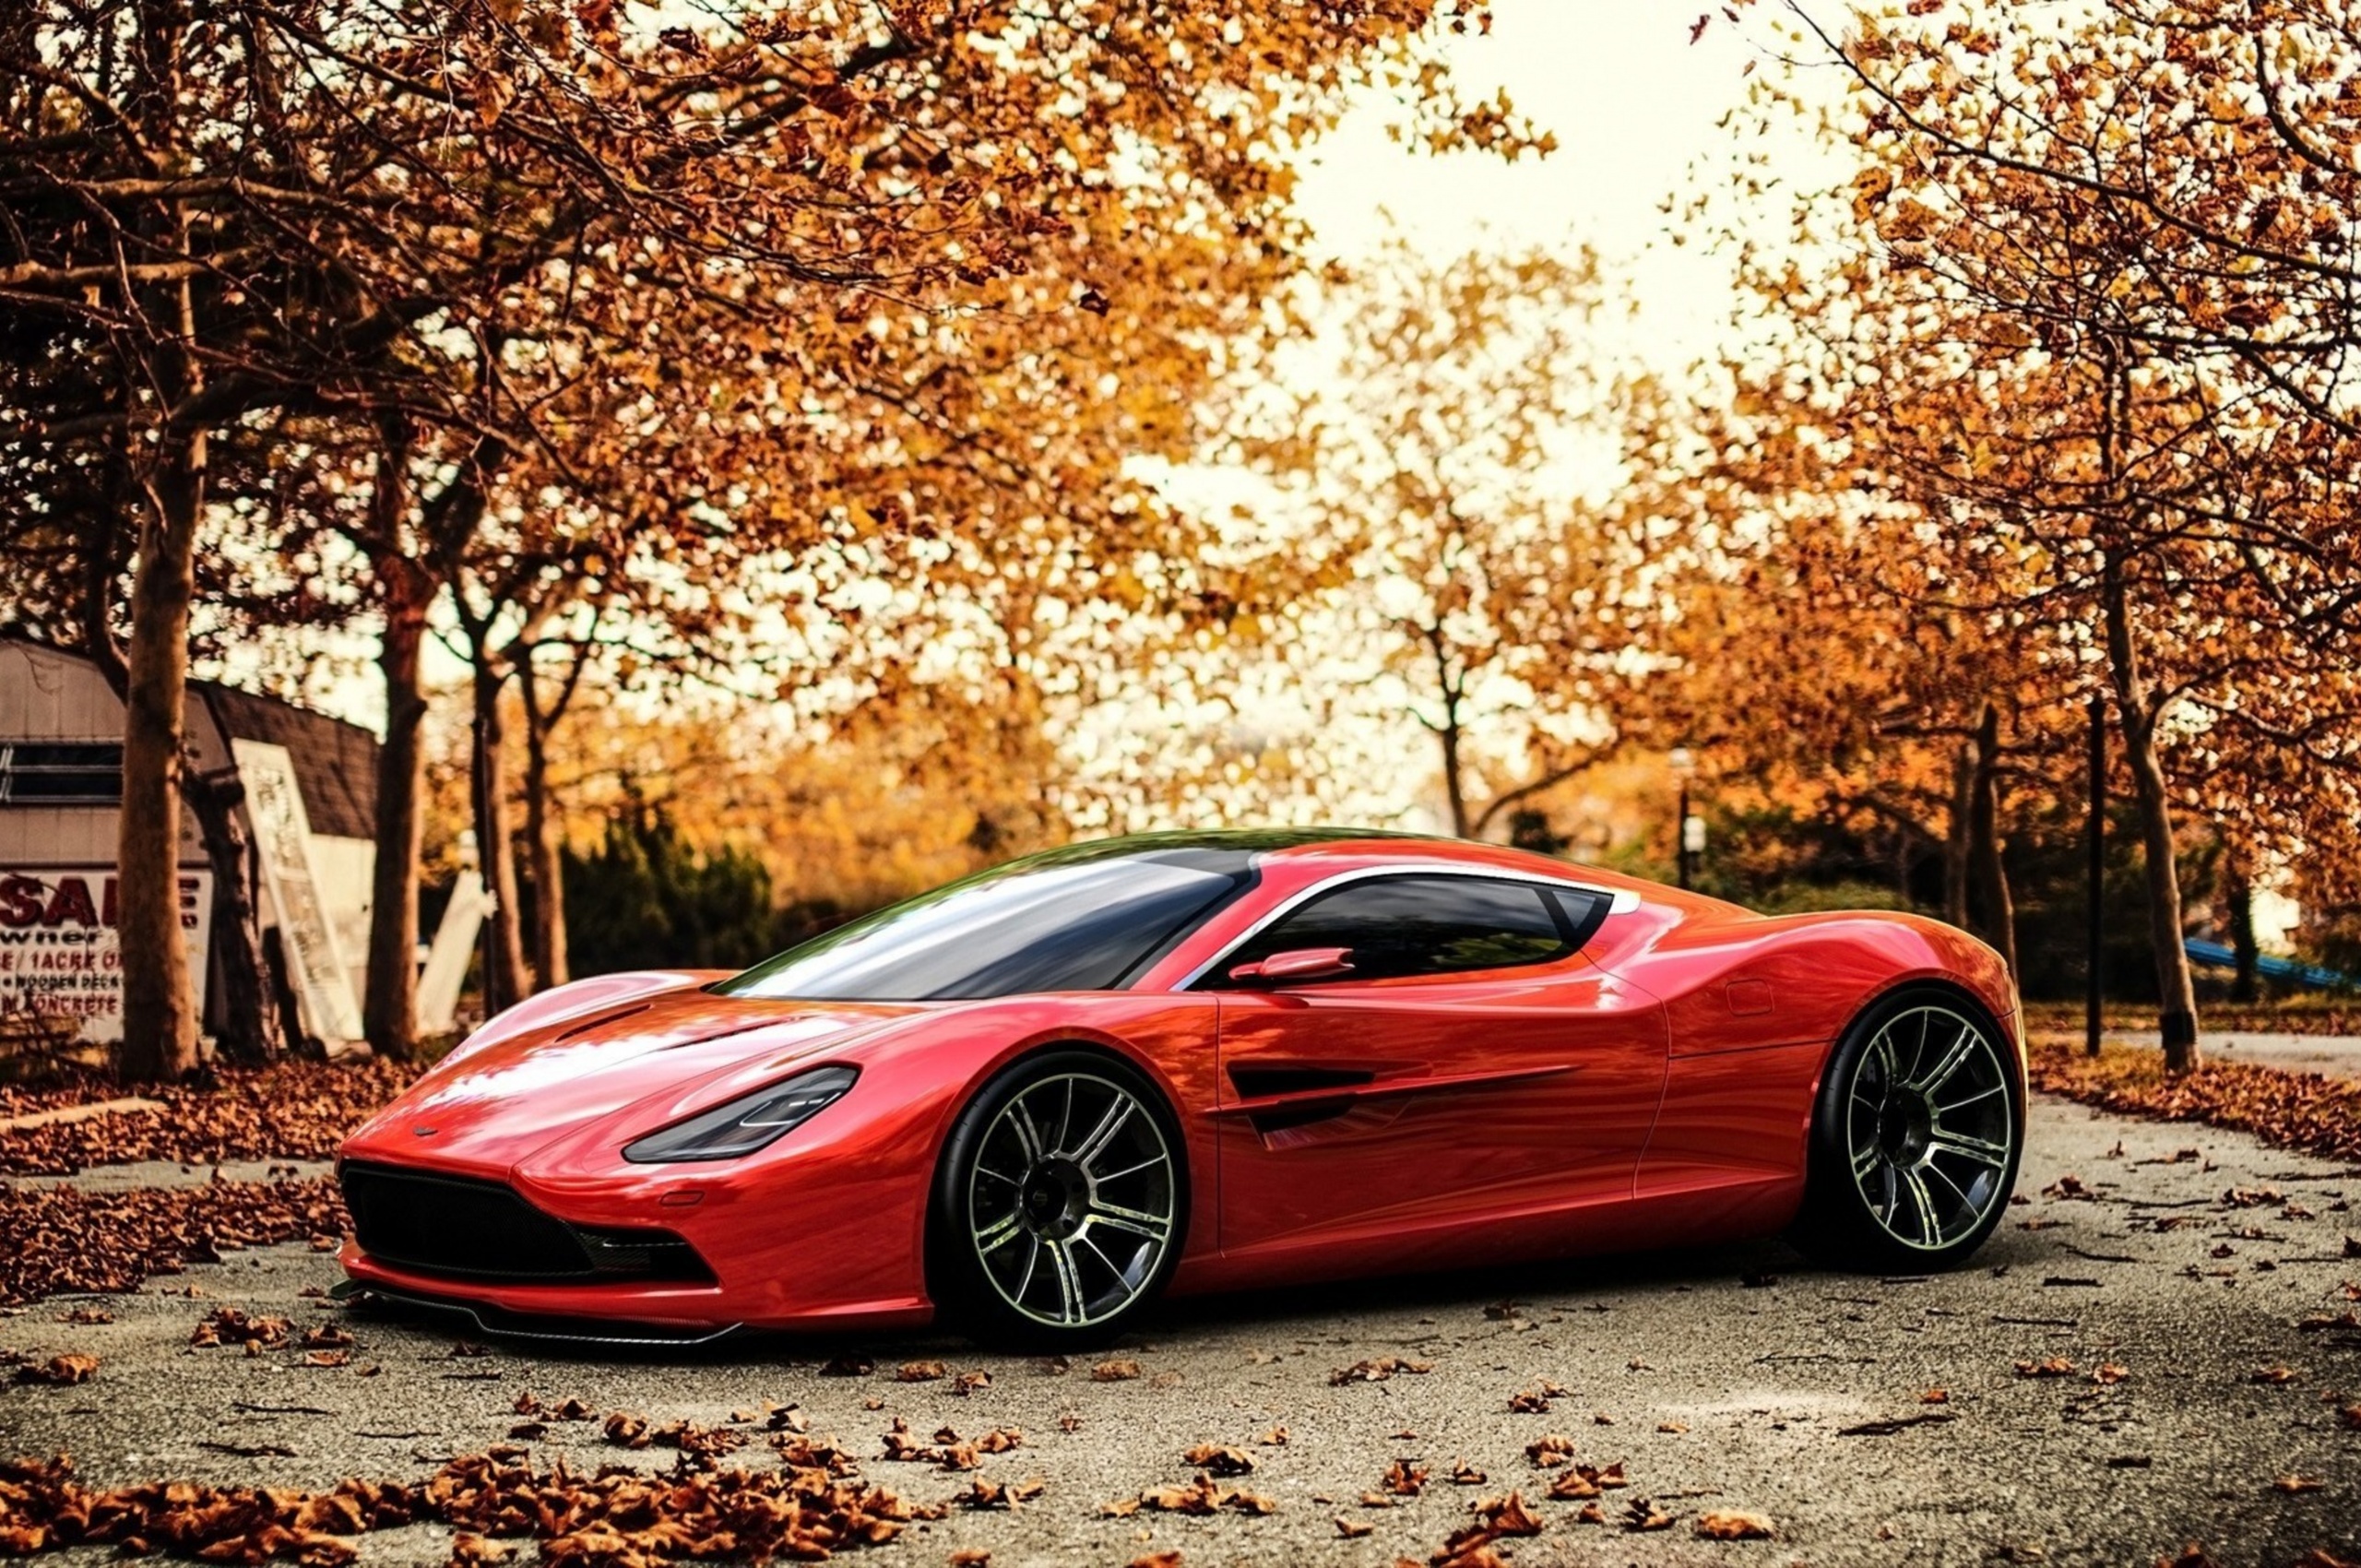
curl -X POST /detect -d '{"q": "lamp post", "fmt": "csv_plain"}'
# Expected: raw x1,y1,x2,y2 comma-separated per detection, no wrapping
2085,695,2106,1057
1669,746,1700,891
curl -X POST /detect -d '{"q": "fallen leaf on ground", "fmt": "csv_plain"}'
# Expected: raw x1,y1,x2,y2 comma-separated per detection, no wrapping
1182,1443,1253,1476
1623,1496,1676,1531
1331,1355,1431,1384
0,1060,415,1178
1506,1380,1566,1413
1525,1433,1576,1467
0,1167,342,1308
17,1353,97,1385
190,1305,290,1349
1106,1472,1273,1517
0,1443,916,1563
955,1478,1042,1510
2030,1045,2361,1170
1696,1509,1776,1539
1548,1462,1626,1499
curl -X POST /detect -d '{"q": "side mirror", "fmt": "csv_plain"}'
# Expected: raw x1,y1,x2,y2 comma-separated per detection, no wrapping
1228,946,1355,985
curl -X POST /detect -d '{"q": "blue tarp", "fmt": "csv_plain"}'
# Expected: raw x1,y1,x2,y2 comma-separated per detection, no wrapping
2183,937,2352,992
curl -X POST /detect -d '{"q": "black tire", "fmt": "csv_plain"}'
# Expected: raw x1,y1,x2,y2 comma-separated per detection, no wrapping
1793,985,2023,1272
928,1048,1189,1350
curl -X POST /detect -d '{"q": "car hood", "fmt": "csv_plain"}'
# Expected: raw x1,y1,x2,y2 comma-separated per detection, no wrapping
344,985,923,1174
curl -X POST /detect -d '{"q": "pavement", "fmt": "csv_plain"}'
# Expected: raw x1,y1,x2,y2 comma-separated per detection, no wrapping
2192,1032,2361,1084
2031,1027,2361,1084
2,1093,2357,1568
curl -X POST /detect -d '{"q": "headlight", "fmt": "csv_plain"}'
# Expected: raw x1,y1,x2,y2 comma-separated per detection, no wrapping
623,1066,858,1163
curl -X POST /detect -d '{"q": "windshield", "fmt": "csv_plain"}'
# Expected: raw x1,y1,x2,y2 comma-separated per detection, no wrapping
715,844,1262,1001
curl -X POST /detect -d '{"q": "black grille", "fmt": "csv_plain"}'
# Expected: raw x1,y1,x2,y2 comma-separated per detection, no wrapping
339,1161,713,1285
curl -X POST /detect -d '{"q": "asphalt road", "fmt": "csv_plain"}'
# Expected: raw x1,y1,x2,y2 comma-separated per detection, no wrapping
3,1093,2356,1568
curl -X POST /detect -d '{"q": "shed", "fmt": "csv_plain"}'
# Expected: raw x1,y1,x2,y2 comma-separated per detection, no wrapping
0,635,380,1044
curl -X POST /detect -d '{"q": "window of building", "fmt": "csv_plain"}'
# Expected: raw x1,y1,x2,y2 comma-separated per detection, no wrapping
0,742,125,806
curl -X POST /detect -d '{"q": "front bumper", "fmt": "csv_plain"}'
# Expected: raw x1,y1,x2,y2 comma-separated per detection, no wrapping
332,1154,936,1336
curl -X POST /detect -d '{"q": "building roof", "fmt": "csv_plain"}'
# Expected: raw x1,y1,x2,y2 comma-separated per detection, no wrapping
196,682,380,840
0,633,381,842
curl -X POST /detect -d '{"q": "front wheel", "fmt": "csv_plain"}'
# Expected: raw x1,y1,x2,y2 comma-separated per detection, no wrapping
1794,988,2023,1271
928,1050,1187,1349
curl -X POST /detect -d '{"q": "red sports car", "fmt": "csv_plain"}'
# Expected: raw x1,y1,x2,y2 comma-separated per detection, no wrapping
337,830,2024,1348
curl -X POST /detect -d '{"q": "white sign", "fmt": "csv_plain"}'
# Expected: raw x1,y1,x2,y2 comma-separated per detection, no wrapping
0,867,212,1043
417,872,493,1036
234,740,364,1045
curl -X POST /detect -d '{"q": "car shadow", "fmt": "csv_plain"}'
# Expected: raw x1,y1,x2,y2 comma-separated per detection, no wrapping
1132,1233,1811,1338
342,1233,1878,1368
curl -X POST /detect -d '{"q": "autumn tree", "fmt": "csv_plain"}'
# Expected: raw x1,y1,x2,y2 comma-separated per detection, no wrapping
4,0,1547,1071
1696,0,2361,1067
1248,237,1667,838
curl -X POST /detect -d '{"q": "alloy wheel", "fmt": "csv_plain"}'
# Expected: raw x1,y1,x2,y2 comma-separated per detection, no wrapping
1844,1004,2015,1251
965,1071,1177,1328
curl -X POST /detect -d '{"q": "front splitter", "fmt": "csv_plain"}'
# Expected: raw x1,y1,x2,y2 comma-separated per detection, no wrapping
329,1277,744,1348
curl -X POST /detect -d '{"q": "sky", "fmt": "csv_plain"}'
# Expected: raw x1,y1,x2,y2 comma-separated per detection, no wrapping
1294,2,1765,345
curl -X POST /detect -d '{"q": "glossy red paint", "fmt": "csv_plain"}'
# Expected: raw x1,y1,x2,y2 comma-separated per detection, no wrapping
338,836,2022,1335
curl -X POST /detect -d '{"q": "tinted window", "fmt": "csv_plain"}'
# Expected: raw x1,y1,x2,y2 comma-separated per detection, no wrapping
1212,874,1593,986
718,854,1252,1001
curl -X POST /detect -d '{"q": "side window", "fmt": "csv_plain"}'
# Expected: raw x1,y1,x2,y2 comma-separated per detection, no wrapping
1214,874,1587,986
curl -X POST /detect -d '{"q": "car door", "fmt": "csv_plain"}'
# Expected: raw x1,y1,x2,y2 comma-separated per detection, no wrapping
1203,871,1668,1266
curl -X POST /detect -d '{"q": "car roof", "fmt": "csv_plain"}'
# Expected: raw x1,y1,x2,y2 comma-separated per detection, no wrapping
1034,828,1666,905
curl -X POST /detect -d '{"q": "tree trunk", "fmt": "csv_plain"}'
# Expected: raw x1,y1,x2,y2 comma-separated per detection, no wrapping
1438,711,1470,838
77,518,279,1069
116,437,204,1082
1941,742,1973,929
184,766,287,1063
1968,703,2019,980
2102,554,2201,1071
2225,857,2259,1004
363,562,430,1057
469,661,530,1013
519,701,569,992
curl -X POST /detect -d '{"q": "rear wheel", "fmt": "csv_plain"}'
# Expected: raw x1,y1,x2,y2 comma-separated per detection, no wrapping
1795,989,2022,1271
929,1050,1186,1349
